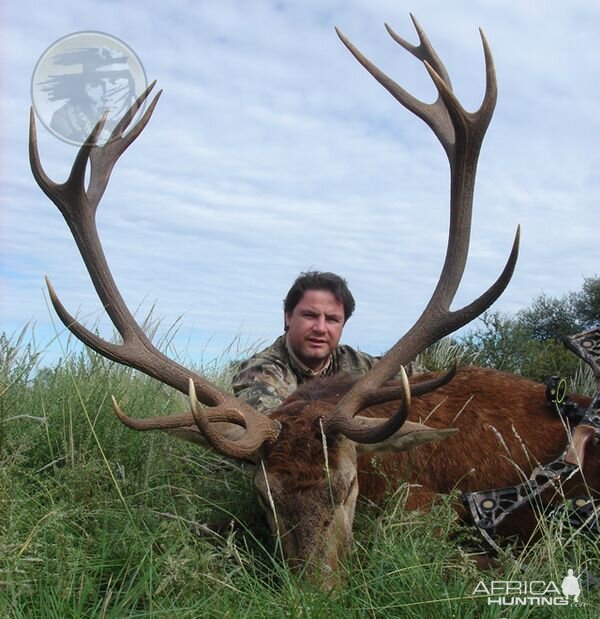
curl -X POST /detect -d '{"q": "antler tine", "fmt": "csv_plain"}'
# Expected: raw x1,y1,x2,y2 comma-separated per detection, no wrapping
385,13,452,88
324,367,410,443
359,362,457,408
478,28,498,128
87,82,162,207
330,17,519,434
45,275,124,361
29,107,100,215
336,19,498,161
189,379,281,462
441,226,520,331
111,394,247,430
334,27,431,134
29,109,58,204
109,80,159,143
32,81,282,458
112,395,270,451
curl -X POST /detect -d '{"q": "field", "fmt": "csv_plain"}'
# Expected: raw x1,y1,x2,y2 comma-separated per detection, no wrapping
1,328,599,617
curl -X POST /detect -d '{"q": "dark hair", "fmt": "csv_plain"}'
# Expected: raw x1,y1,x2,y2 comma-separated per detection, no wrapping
283,271,355,325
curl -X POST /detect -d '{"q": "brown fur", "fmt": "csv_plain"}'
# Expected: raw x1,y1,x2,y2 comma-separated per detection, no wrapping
264,400,343,491
283,375,357,404
358,366,596,539
266,367,596,540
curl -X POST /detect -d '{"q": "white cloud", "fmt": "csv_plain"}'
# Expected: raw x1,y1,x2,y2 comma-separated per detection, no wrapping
1,0,598,369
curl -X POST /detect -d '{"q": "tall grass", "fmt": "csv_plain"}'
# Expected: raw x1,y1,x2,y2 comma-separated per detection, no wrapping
1,327,599,617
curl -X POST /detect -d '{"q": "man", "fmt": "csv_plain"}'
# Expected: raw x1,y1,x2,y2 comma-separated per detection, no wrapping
232,271,379,412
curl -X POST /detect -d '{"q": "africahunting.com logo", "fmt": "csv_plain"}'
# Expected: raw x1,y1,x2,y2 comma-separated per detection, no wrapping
473,569,581,606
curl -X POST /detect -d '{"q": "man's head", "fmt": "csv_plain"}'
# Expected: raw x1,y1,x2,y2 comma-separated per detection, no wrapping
283,272,355,372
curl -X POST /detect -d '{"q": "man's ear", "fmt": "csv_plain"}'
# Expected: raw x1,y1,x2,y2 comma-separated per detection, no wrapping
284,312,291,331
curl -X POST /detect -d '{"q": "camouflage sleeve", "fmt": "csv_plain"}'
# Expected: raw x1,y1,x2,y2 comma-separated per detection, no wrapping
231,357,298,413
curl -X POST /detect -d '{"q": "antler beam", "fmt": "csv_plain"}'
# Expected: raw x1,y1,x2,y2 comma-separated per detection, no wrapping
330,15,519,433
30,84,280,457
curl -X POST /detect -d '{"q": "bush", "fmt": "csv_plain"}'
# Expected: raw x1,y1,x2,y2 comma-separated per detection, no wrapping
459,276,599,388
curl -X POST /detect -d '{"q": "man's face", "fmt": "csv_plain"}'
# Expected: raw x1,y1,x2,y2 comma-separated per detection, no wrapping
285,289,345,371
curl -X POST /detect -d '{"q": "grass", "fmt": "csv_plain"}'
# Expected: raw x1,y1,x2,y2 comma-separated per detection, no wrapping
1,327,599,617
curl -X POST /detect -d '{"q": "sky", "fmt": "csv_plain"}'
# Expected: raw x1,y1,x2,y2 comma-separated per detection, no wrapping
1,0,599,370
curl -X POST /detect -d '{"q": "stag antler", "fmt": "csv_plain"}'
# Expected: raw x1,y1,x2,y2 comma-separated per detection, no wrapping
29,83,280,461
31,17,519,456
324,15,519,436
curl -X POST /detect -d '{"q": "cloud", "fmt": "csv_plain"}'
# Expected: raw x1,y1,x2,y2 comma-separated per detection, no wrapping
2,0,598,369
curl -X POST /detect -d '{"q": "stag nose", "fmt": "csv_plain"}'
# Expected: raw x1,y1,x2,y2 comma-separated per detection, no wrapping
314,560,342,590
287,553,338,588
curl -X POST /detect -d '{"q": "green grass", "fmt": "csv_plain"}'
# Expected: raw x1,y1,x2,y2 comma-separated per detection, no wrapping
1,327,599,617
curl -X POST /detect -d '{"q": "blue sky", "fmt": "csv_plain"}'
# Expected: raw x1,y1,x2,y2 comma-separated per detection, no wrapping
2,0,599,368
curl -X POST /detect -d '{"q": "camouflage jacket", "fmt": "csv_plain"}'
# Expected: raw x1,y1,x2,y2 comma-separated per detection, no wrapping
231,335,377,412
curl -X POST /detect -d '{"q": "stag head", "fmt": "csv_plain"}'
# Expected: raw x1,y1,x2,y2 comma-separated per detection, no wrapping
30,15,518,587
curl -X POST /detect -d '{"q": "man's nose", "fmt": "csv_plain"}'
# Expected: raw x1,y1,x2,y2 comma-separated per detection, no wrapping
313,316,326,332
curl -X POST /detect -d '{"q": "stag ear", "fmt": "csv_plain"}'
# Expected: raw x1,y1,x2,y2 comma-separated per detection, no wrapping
354,420,458,455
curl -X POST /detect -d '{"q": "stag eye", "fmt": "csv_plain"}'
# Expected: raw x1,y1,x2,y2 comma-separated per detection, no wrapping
257,492,271,513
343,477,358,504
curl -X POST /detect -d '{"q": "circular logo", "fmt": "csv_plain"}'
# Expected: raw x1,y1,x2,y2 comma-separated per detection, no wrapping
31,31,147,146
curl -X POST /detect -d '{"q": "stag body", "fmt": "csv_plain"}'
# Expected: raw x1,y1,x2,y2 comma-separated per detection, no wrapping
358,367,597,539
254,367,596,577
